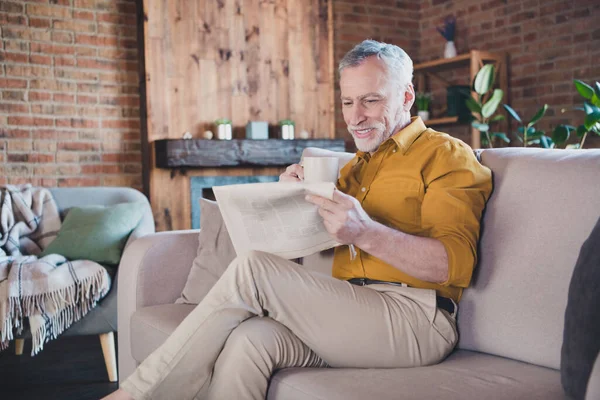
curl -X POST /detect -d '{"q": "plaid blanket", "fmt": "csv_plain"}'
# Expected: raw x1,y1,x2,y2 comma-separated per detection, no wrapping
0,185,110,355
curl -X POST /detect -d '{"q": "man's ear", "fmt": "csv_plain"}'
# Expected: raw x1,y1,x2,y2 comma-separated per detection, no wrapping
403,84,415,111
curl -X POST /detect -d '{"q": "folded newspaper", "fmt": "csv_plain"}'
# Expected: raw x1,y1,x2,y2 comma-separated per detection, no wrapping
213,182,340,259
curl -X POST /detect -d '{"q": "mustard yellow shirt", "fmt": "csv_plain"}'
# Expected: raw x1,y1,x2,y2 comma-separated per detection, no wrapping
333,117,492,302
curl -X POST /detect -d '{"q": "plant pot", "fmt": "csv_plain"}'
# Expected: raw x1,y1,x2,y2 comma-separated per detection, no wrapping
444,41,457,58
418,111,430,121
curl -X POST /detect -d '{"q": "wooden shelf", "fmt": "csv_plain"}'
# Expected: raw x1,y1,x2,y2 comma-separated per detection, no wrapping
414,50,508,149
414,50,504,73
424,116,459,126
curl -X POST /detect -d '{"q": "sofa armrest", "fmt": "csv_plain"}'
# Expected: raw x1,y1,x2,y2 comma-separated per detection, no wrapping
586,352,600,400
117,229,198,382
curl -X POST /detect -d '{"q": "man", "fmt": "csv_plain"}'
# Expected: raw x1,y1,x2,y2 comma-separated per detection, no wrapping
106,40,492,400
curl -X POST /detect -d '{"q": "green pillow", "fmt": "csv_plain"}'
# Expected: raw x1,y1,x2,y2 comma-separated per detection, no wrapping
41,202,146,265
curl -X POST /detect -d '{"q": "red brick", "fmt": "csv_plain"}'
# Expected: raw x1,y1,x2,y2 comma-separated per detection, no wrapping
74,11,95,20
0,103,29,113
57,141,102,151
29,17,52,28
0,2,23,13
29,91,52,101
0,128,30,138
30,54,52,65
2,52,29,63
26,4,72,19
0,78,27,88
101,119,140,129
7,116,54,126
53,93,75,103
57,177,101,187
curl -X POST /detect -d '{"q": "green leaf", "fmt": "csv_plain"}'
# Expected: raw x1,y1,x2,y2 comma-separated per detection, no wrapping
540,135,554,149
592,94,600,108
502,104,522,123
527,131,544,139
490,114,505,122
474,64,495,95
553,125,572,146
482,89,504,118
595,82,600,100
574,79,594,100
528,104,548,126
527,139,541,145
491,132,510,143
472,121,489,132
584,102,600,115
465,97,482,114
518,126,536,135
584,111,600,130
566,143,581,149
576,125,588,137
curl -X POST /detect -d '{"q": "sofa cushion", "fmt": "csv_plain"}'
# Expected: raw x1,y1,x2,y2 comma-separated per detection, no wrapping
130,303,196,363
457,148,600,370
561,216,600,399
42,202,146,265
177,199,237,304
268,350,566,400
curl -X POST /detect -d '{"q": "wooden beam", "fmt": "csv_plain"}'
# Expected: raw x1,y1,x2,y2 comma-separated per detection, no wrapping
155,139,346,168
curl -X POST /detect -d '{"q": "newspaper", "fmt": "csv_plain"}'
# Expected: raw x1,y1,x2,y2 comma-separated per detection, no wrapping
213,182,339,259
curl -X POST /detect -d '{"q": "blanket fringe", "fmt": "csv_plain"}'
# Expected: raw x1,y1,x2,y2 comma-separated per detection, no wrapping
1,268,109,355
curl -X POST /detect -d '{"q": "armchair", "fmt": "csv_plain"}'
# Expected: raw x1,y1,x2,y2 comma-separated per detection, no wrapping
14,186,154,383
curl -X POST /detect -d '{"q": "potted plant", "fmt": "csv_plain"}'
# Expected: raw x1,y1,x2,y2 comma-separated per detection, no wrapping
215,118,232,140
502,104,549,147
437,16,457,58
552,79,600,149
415,92,432,121
465,64,508,148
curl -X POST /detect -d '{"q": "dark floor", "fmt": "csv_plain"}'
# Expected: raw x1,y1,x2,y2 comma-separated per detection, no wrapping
0,335,118,400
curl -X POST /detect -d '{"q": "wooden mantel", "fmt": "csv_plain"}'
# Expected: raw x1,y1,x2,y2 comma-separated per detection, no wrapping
155,139,345,169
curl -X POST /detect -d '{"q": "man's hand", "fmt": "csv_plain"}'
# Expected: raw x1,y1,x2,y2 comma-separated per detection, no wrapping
305,189,373,245
279,164,304,182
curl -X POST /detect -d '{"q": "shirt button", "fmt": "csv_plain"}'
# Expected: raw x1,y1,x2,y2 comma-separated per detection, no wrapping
361,187,366,192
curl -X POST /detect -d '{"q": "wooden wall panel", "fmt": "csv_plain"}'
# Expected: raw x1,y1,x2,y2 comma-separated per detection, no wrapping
142,0,333,230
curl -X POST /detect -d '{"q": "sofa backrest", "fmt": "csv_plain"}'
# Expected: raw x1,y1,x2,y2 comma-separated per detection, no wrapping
457,148,600,370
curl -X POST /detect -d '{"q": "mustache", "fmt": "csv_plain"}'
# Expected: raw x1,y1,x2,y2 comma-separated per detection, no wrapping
347,124,384,131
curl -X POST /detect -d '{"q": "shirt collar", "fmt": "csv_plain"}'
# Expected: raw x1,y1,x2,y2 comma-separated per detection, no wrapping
355,116,428,160
390,116,428,155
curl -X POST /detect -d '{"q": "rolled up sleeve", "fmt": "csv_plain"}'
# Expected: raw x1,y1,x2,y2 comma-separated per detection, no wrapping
421,142,492,288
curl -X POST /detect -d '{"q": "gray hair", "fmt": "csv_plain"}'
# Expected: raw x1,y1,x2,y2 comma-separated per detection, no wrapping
339,40,413,89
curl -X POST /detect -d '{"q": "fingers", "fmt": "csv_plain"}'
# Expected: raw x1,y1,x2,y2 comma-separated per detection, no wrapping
279,164,304,182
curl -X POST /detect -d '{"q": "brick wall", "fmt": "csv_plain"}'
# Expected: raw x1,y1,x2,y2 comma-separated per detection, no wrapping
0,0,142,188
333,0,599,148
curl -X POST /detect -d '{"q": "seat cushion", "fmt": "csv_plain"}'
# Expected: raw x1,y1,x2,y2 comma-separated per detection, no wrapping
130,304,196,363
268,350,566,400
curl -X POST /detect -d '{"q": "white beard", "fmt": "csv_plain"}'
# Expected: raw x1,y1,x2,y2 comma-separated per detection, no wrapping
349,122,390,153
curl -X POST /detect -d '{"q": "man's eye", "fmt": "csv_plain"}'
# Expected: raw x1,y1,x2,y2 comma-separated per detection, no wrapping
365,99,378,103
343,102,352,106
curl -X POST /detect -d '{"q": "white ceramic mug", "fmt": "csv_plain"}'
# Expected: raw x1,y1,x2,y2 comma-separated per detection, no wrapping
302,157,339,183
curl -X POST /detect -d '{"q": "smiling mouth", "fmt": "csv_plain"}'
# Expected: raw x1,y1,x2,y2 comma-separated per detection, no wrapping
353,128,375,138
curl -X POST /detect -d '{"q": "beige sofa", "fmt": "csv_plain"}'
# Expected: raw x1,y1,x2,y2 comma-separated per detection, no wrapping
118,148,600,399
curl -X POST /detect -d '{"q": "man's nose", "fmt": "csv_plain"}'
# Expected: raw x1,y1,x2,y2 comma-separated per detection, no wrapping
348,104,367,126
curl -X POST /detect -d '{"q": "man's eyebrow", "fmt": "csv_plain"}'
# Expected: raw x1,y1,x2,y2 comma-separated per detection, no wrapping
340,92,383,100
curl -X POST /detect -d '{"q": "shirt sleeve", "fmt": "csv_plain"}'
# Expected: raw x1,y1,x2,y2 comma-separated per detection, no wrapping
421,139,493,288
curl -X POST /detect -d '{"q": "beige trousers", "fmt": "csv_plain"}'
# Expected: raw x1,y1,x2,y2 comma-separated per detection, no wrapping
122,251,458,400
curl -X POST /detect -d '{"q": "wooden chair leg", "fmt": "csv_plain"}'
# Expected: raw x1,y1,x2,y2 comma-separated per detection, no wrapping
99,332,118,382
15,338,24,355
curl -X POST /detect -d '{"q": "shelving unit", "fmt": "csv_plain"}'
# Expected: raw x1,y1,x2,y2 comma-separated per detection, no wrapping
414,50,508,149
